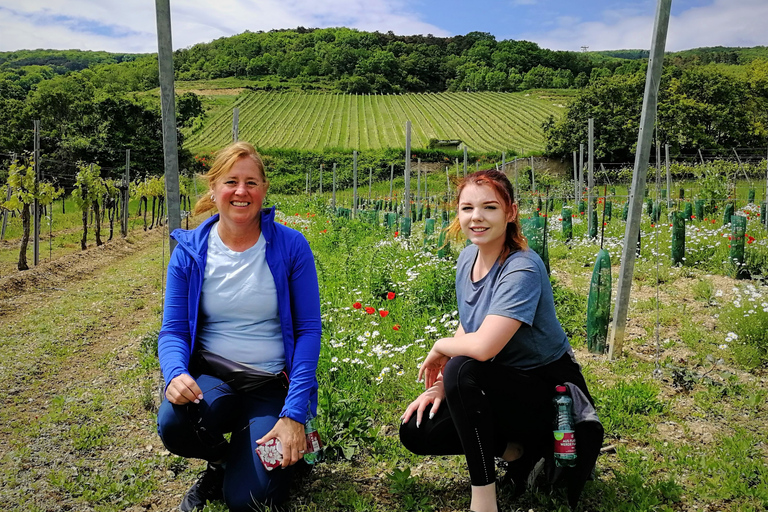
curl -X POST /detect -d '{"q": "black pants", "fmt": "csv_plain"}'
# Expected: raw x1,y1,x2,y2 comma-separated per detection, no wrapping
400,353,592,487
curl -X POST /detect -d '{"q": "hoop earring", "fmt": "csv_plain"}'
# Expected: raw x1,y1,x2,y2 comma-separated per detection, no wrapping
210,194,215,202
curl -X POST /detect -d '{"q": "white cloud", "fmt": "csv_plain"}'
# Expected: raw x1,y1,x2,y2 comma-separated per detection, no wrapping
0,0,449,53
520,0,768,52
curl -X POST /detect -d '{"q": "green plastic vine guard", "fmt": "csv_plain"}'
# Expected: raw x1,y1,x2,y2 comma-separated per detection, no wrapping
646,199,653,216
386,212,398,230
695,200,704,221
730,214,747,276
436,220,451,258
587,248,612,354
417,205,423,221
761,203,767,224
684,202,693,220
425,204,431,219
622,203,629,221
561,207,572,241
579,200,586,215
589,210,598,238
723,203,735,227
679,188,685,199
424,218,435,248
749,189,756,204
605,201,612,222
400,217,412,237
522,216,549,273
661,188,667,200
671,211,685,266
651,202,661,223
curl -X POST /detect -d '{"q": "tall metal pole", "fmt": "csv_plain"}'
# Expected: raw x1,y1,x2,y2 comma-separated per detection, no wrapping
352,151,358,218
308,166,312,196
122,149,130,237
332,163,337,209
155,0,181,250
609,0,672,360
665,143,671,207
501,152,506,176
573,150,578,201
416,159,421,213
765,146,768,229
587,118,594,236
319,164,323,195
232,107,239,142
463,146,468,177
514,158,519,200
33,120,40,266
405,121,412,217
530,156,535,192
389,164,394,200
579,143,585,201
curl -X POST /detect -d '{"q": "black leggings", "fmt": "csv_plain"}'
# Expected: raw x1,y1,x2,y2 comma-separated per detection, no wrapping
399,356,555,486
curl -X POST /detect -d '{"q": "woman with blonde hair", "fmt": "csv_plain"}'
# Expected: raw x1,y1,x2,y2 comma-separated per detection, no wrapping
157,141,321,511
400,170,598,511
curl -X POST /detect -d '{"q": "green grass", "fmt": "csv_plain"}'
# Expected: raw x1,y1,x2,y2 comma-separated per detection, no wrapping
183,90,571,153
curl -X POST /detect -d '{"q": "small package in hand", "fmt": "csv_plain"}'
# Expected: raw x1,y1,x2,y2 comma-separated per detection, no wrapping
255,438,282,471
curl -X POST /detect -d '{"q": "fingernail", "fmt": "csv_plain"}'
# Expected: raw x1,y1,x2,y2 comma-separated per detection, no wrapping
193,399,200,404
429,412,435,420
197,394,203,400
401,417,406,424
416,421,420,428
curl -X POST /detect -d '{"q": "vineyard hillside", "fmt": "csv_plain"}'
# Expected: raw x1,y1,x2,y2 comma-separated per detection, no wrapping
183,90,571,153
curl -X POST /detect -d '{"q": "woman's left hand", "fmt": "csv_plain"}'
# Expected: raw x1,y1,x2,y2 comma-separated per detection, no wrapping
256,417,307,468
418,343,451,389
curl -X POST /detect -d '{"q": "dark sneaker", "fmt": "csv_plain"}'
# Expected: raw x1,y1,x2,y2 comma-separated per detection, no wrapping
179,462,225,511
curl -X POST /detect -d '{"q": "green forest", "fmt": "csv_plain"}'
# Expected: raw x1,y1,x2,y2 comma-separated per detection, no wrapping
1,27,767,183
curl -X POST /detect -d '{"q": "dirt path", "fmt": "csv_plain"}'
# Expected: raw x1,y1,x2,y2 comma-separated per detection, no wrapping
0,226,192,511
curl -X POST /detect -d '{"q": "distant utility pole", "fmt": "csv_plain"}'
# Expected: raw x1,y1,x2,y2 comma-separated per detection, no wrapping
154,0,181,250
609,0,672,360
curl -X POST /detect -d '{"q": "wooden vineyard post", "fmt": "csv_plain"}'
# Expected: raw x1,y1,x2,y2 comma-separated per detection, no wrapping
609,0,672,360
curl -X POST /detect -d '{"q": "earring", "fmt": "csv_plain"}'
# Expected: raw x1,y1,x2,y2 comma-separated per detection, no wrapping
210,194,215,202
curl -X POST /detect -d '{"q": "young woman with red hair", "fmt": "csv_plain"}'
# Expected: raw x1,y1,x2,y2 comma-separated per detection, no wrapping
399,170,597,512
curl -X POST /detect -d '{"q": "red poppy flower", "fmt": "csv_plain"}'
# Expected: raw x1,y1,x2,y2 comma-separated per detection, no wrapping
669,223,673,227
379,310,389,317
394,231,399,237
393,324,400,331
353,302,362,309
387,292,396,300
651,223,655,228
365,307,375,315
692,215,696,219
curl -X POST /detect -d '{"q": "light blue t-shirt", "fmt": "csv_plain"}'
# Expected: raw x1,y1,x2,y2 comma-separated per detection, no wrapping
455,244,569,369
197,222,285,373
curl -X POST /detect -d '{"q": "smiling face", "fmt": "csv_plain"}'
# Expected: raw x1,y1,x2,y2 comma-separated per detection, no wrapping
211,156,268,232
458,183,517,251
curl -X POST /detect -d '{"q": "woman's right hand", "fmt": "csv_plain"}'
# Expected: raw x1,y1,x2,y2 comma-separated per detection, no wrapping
401,379,445,428
165,374,203,405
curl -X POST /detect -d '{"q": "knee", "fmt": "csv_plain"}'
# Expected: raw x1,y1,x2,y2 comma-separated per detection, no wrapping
399,417,427,455
442,356,479,397
224,472,289,512
156,400,189,454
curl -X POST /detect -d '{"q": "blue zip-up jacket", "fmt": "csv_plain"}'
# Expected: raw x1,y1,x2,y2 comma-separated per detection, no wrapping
158,207,321,423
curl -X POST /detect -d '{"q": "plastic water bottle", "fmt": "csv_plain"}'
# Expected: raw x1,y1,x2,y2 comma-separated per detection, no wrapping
303,402,323,464
553,385,577,468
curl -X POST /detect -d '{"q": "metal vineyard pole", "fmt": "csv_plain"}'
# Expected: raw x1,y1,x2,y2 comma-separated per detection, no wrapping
352,151,358,219
416,159,421,213
405,121,412,217
308,166,312,196
666,144,672,207
514,158,519,199
389,164,394,200
33,120,40,265
1,153,15,241
319,164,323,195
588,118,594,238
332,163,337,209
445,167,450,202
368,167,372,202
579,143,585,201
463,146,468,177
530,156,535,192
765,146,768,229
305,173,309,195
122,149,130,237
573,150,578,201
609,0,672,360
455,158,459,178
501,152,506,176
154,0,181,251
232,107,239,142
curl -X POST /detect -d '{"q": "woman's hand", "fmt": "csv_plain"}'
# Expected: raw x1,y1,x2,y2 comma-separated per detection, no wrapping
257,417,307,468
418,343,451,389
165,374,203,405
401,379,445,428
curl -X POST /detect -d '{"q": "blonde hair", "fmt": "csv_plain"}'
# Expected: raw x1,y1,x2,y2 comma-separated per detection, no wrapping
193,141,268,215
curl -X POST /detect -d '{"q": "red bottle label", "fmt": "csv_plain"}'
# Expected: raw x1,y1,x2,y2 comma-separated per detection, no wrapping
553,430,576,456
305,430,322,452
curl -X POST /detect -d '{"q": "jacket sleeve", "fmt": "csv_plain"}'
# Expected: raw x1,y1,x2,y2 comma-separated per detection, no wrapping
158,246,194,390
281,234,322,423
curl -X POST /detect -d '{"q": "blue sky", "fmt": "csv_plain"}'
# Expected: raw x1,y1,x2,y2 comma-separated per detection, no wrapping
0,0,766,54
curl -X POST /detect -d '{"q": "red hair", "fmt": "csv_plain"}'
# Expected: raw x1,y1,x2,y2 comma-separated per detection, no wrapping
447,170,527,263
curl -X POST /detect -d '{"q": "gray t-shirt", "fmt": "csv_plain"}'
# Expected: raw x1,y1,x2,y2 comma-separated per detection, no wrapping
455,244,569,369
